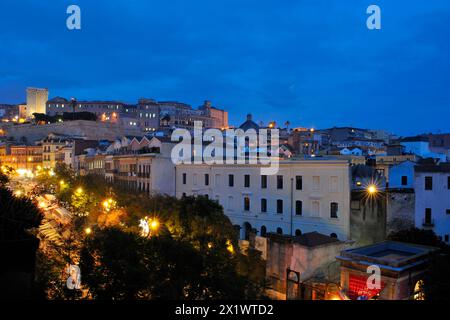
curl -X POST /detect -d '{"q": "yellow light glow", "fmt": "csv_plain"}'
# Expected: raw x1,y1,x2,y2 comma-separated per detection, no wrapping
76,187,83,194
367,185,377,194
59,180,65,186
150,219,159,230
226,240,234,254
84,227,92,235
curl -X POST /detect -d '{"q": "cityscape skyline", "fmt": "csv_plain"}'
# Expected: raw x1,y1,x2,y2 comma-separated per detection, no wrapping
1,0,449,136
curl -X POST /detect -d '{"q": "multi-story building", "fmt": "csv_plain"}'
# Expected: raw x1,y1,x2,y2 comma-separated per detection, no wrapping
288,128,324,156
46,97,228,133
41,133,100,169
100,136,176,195
381,160,416,235
26,87,48,118
175,160,352,241
46,97,125,121
414,162,450,243
0,144,42,171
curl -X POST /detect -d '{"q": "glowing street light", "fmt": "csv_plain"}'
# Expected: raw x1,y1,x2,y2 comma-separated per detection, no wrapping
150,219,159,231
367,184,378,195
102,198,116,212
139,217,160,237
84,227,92,235
226,240,234,254
76,187,83,194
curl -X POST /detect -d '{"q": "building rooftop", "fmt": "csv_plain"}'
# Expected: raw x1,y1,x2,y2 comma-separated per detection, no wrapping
401,136,429,142
337,241,438,271
268,231,340,248
415,162,450,173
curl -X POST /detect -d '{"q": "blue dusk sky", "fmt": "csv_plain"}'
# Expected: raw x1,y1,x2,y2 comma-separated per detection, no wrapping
0,0,449,136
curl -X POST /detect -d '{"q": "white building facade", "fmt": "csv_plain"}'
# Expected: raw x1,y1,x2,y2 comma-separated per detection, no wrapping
414,163,450,243
175,160,352,240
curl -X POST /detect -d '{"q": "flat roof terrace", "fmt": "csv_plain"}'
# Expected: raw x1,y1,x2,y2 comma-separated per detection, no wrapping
337,241,439,272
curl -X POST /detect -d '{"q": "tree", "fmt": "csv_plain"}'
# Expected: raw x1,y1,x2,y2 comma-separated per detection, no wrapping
0,186,43,241
0,171,8,186
79,227,264,300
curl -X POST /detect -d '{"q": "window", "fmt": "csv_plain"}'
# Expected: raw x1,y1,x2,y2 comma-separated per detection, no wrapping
182,173,187,185
401,176,408,186
260,226,267,237
296,176,303,190
261,198,267,213
277,199,283,214
447,209,450,215
277,175,283,189
261,175,267,189
244,197,250,211
244,174,250,188
295,200,302,216
205,174,209,186
276,227,283,235
228,174,234,187
330,202,338,218
425,176,433,190
313,176,320,190
448,176,450,190
312,200,320,217
425,208,432,224
295,229,302,237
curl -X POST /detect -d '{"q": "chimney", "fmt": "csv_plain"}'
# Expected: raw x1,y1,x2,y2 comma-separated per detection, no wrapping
246,114,252,121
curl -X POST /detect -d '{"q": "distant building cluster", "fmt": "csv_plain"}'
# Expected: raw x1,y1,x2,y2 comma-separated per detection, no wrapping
1,87,449,300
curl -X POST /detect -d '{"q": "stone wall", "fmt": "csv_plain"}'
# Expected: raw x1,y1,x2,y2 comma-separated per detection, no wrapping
386,189,415,235
3,120,142,142
350,191,387,246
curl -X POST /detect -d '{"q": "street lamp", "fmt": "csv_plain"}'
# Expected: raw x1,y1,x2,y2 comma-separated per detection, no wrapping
84,227,92,235
76,187,83,194
367,184,377,195
139,217,160,237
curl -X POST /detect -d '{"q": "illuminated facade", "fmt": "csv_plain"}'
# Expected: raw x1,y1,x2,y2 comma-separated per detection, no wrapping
26,87,48,118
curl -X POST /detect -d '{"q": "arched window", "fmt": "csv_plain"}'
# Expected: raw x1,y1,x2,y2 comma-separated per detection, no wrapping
276,227,283,235
330,233,338,239
243,222,252,241
295,229,302,237
260,226,267,237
